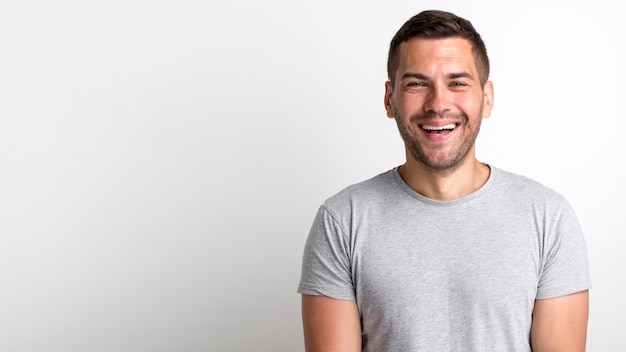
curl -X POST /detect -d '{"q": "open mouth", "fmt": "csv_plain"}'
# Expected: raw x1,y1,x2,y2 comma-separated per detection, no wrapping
420,123,459,135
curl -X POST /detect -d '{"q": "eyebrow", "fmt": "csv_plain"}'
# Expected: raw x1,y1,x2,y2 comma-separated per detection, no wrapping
400,72,475,81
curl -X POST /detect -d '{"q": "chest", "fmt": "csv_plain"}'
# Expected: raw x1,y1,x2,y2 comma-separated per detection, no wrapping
350,206,542,318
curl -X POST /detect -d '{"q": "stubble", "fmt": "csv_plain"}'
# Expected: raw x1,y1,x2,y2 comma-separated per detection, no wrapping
392,102,484,174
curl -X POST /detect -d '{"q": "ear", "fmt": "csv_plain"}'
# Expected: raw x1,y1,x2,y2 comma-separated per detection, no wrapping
384,81,395,118
481,81,494,118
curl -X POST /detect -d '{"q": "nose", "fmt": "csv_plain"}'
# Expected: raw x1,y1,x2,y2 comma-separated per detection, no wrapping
423,85,451,115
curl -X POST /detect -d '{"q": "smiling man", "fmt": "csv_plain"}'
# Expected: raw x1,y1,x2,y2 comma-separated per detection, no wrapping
298,10,591,352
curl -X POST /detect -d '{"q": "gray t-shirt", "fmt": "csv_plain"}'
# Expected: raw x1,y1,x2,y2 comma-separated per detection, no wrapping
298,166,591,352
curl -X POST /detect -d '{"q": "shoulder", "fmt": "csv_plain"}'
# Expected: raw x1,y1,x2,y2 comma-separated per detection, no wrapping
491,167,566,204
486,166,579,222
321,168,400,215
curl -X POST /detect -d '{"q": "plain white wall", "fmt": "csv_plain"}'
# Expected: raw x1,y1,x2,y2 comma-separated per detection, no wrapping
0,0,623,351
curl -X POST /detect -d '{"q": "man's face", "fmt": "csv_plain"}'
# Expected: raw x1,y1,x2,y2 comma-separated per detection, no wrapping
384,37,493,172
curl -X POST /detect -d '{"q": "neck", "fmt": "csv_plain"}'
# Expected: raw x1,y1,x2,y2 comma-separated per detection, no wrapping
399,151,490,201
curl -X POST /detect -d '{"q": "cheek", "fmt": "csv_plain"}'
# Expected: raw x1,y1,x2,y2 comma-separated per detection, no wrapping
454,94,483,116
395,95,425,113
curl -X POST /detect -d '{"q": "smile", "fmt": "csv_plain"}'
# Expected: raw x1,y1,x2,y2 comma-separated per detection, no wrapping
420,123,458,134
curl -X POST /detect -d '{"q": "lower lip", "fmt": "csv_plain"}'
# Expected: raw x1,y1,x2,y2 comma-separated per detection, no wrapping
420,126,458,142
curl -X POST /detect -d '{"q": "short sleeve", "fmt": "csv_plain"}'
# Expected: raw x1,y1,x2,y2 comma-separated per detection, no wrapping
536,199,592,299
297,206,356,301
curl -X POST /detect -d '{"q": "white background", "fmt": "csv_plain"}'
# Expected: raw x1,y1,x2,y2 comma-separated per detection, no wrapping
1,0,624,351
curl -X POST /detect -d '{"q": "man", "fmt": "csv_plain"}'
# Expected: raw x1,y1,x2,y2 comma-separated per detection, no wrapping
297,10,591,352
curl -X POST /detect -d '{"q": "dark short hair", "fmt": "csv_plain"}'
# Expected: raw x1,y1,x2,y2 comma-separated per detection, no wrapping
387,10,490,86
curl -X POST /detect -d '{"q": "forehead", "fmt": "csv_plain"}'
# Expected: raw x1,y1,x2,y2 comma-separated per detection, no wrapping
396,37,476,73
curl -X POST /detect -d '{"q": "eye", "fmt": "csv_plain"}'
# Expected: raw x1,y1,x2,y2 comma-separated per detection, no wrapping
407,81,427,87
450,81,468,88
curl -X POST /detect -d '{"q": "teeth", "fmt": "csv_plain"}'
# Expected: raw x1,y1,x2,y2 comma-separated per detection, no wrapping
421,123,456,131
